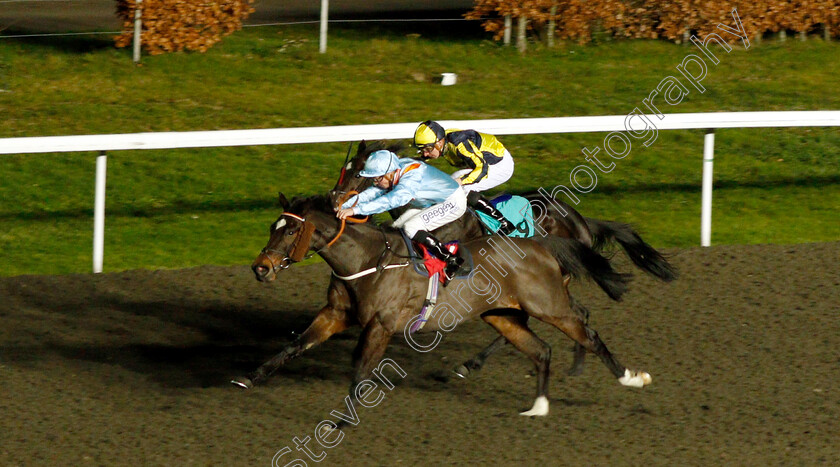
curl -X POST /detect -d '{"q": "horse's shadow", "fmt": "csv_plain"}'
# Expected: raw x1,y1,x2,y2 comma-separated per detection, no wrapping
1,281,488,391
44,338,358,389
0,280,359,388
0,269,587,397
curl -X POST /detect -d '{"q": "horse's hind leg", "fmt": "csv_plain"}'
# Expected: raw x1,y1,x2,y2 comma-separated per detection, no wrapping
569,342,587,376
567,296,590,376
453,335,507,378
534,307,652,388
481,311,551,416
458,297,589,379
232,283,353,388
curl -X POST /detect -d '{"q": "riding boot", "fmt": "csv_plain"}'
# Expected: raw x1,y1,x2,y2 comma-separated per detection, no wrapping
468,191,516,236
413,231,464,283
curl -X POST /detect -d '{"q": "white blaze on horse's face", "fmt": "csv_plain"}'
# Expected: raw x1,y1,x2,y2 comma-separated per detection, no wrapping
273,219,287,231
345,161,353,170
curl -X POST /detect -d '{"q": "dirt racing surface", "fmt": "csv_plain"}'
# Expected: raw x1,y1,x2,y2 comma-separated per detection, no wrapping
1,242,838,466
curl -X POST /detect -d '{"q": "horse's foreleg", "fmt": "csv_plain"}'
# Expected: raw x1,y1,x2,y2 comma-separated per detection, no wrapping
232,304,351,388
453,335,507,378
331,318,395,430
481,311,551,416
350,318,394,390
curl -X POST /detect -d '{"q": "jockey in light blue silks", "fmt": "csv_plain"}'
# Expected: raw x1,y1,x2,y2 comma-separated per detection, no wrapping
336,150,467,282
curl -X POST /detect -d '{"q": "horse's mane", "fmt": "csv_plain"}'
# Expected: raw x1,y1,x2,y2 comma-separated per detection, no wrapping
289,194,334,214
289,193,401,232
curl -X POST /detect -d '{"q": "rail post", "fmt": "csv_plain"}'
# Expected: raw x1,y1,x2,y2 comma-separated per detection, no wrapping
701,129,715,247
93,151,107,273
319,0,328,53
133,0,142,63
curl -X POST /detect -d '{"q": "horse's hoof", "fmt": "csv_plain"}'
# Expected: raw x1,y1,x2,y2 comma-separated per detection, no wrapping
618,369,652,388
453,365,470,379
231,377,253,389
520,396,550,416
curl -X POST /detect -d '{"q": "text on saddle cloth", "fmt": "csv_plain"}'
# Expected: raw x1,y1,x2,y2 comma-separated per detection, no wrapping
474,194,535,238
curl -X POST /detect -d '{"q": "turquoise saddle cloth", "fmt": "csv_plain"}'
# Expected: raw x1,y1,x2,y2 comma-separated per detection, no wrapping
474,194,535,238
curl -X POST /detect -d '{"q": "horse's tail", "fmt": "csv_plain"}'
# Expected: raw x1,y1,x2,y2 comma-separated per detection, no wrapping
584,218,678,283
534,236,630,301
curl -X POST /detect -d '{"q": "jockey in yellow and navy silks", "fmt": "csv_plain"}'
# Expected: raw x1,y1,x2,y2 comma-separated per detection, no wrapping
336,150,466,282
414,120,516,235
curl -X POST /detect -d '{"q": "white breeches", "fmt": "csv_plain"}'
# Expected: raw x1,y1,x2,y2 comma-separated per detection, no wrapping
392,187,467,238
452,149,514,193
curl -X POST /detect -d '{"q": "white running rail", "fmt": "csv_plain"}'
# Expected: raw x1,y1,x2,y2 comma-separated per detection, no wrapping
2,111,838,272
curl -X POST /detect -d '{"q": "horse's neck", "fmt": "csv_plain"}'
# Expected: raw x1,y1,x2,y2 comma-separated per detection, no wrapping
314,215,404,276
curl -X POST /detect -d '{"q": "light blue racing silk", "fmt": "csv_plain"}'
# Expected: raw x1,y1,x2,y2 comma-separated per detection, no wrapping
341,158,460,216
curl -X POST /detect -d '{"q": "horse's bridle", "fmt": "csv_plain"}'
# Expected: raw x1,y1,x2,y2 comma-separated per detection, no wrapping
261,198,368,273
331,144,379,209
261,206,418,283
260,212,315,274
331,142,356,202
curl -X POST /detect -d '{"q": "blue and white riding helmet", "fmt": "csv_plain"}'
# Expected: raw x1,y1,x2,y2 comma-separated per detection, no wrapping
359,150,400,178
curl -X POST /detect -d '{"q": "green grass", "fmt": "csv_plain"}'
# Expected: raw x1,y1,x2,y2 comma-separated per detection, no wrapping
1,24,839,276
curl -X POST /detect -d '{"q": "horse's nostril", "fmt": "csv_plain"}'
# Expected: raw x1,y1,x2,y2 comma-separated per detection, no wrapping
254,265,268,276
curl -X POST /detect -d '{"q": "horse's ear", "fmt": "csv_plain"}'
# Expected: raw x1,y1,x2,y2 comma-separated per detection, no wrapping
358,140,367,154
278,192,291,211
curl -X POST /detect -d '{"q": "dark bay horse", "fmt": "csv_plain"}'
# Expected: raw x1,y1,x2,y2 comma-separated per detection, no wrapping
327,140,676,377
234,195,652,416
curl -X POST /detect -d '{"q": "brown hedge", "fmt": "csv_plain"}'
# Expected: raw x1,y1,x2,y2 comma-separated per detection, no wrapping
466,1,840,44
115,0,255,55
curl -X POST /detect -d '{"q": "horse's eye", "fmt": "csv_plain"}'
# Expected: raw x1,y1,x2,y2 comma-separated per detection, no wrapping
355,174,361,178
287,230,295,236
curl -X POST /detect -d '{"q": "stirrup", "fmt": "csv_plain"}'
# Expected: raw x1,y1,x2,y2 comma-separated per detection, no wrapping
443,256,464,282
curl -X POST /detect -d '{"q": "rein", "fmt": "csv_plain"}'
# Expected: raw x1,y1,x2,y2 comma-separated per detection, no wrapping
326,190,368,248
264,193,411,281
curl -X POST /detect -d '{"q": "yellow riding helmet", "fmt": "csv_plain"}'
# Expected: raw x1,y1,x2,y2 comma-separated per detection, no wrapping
414,120,446,147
